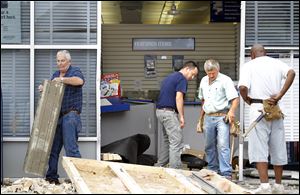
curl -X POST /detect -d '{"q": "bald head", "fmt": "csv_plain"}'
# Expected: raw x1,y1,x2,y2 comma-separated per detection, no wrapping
251,44,266,59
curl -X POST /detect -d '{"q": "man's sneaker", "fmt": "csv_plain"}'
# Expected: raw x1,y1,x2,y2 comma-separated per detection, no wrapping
252,184,272,194
272,183,285,194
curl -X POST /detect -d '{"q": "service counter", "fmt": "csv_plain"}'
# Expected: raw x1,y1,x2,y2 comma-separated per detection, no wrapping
101,98,206,157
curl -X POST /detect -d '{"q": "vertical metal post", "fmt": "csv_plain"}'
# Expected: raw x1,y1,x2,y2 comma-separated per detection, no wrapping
96,1,102,161
238,1,246,182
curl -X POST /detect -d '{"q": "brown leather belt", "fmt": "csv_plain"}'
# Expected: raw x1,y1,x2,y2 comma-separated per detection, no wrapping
206,112,227,117
60,109,80,117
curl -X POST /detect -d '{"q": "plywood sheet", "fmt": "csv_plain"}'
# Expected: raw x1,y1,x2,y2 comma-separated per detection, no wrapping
62,157,250,194
62,157,205,194
23,80,65,176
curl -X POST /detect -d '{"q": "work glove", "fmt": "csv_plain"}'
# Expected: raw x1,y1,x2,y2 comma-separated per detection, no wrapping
230,121,240,137
196,116,204,133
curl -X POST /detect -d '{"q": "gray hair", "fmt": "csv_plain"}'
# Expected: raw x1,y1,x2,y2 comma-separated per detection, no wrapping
204,59,219,72
57,50,71,61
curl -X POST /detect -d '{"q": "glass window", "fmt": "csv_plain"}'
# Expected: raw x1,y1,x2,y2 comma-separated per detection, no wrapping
34,1,97,45
34,49,97,137
21,1,30,44
1,1,30,44
1,50,30,136
246,1,299,47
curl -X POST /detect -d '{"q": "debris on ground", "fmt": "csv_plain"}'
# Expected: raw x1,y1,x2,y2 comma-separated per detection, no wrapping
1,178,76,194
1,170,298,194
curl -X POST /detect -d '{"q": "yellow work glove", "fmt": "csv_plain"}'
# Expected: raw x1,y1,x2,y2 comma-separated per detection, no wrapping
196,116,204,133
230,121,240,137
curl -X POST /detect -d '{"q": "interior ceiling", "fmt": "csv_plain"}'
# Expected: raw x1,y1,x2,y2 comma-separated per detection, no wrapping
101,1,211,24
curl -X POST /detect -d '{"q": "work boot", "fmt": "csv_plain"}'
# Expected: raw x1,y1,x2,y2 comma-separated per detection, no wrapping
45,178,60,185
252,183,272,194
272,183,285,194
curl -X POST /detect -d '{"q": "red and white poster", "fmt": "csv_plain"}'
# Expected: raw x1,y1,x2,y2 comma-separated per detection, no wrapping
100,73,121,98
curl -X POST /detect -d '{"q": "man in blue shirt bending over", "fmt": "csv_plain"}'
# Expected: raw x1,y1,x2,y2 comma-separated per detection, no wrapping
155,61,198,169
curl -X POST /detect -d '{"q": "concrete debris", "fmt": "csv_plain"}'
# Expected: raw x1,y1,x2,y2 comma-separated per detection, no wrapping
1,178,77,194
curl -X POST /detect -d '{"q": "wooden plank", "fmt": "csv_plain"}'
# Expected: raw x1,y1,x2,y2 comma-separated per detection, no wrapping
101,153,122,161
62,157,92,194
164,168,205,194
23,80,65,176
108,163,144,194
189,169,249,194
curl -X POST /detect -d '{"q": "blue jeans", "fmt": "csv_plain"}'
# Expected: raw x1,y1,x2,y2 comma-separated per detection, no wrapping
46,111,82,180
204,115,232,176
155,109,183,169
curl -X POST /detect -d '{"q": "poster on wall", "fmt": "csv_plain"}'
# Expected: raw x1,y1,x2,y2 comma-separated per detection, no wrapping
144,55,157,78
210,1,240,22
172,55,184,71
1,1,21,43
100,73,121,98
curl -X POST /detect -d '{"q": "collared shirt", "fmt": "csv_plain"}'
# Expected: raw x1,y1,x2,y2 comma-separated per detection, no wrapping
198,73,238,114
51,65,85,114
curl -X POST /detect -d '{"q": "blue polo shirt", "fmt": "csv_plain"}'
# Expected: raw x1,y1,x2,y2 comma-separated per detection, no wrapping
51,65,85,114
156,72,188,111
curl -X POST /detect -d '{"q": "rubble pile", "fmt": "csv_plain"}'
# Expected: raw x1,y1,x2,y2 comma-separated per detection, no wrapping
1,178,77,194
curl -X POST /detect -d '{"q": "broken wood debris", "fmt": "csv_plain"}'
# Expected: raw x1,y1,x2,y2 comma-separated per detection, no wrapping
101,153,122,161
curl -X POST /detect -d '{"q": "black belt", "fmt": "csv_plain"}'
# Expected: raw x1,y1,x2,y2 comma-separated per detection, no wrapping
60,109,80,117
157,107,176,112
250,99,263,104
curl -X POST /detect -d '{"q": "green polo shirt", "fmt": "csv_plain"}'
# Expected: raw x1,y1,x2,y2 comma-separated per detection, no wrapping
198,73,238,114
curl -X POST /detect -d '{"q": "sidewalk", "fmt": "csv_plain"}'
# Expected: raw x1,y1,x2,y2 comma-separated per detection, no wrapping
237,169,299,194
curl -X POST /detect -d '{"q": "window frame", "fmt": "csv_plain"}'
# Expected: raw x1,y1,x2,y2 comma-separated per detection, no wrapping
1,1,102,160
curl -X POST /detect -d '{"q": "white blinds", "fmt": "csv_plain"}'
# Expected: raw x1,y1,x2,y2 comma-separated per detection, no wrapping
245,1,299,46
20,1,30,44
34,1,97,44
1,50,30,136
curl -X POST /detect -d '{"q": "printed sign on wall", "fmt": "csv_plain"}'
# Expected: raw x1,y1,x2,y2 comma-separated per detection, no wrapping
210,1,240,22
100,73,121,98
1,1,21,43
133,38,195,51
